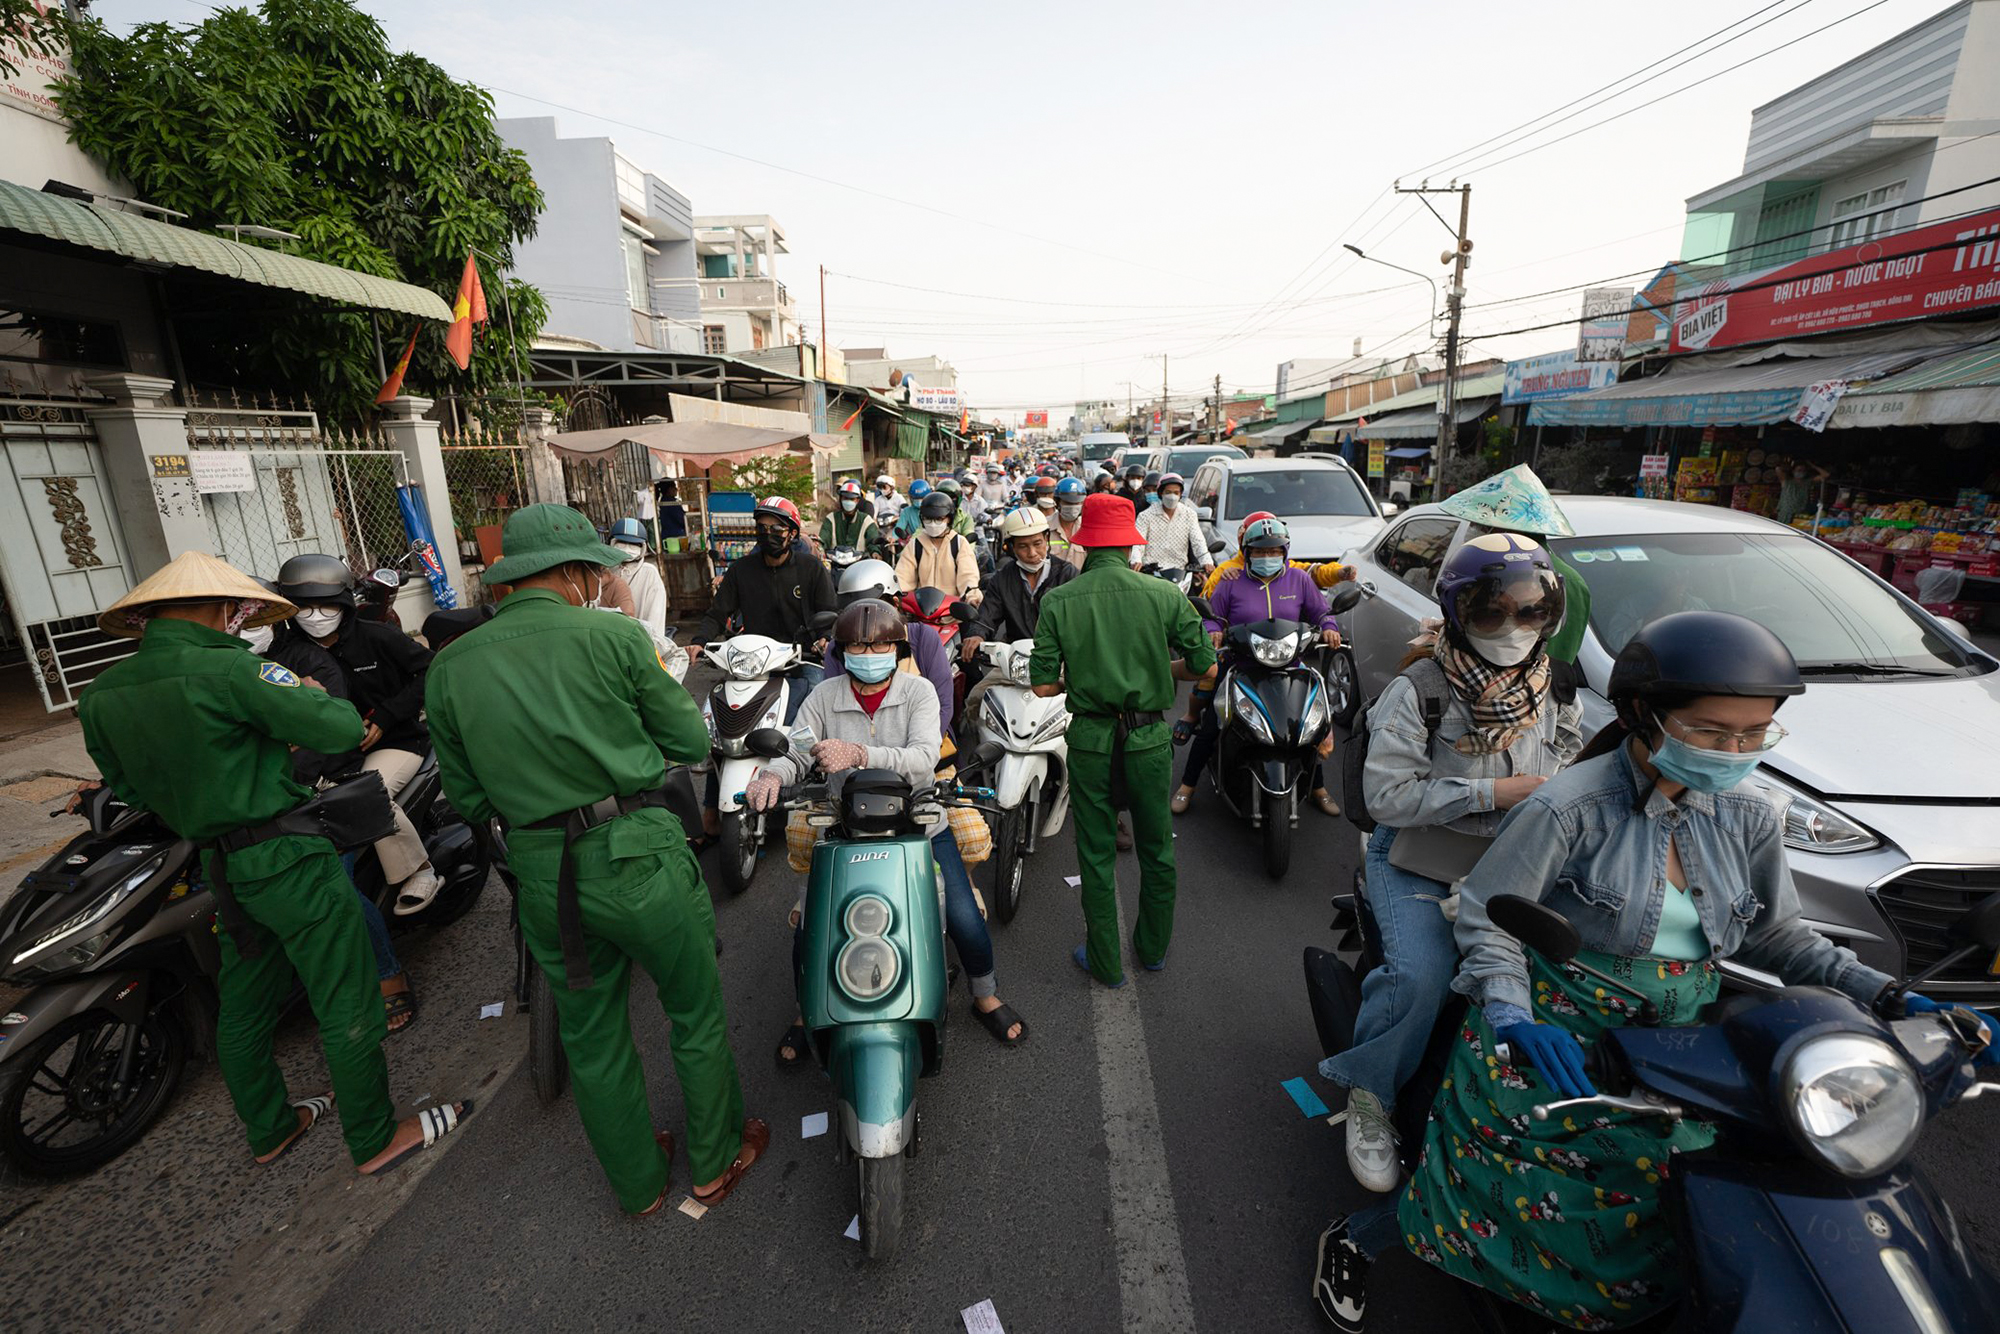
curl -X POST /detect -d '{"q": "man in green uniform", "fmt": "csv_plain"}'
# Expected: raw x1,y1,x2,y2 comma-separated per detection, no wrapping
426,505,765,1215
79,551,469,1173
1031,494,1216,986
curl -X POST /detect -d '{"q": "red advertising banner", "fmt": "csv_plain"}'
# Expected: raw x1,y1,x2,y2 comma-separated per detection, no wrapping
1022,409,1048,428
1670,207,2000,354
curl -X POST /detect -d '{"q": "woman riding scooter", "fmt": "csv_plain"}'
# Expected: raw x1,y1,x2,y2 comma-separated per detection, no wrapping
1312,611,1982,1333
1317,534,1580,1197
746,599,1028,1063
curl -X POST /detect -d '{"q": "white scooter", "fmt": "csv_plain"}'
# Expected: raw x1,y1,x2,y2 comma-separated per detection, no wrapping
704,633,805,895
967,638,1071,923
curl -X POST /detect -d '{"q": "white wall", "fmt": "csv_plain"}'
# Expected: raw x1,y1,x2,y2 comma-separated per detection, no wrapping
1924,0,2000,222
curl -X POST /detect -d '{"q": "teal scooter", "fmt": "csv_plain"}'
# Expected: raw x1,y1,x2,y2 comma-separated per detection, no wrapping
745,727,990,1260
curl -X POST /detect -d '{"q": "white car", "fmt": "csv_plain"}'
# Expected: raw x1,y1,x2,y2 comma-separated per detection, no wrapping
1338,495,2000,999
1188,455,1388,565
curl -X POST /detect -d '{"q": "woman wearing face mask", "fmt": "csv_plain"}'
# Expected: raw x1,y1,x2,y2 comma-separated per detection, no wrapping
273,554,442,916
1133,473,1213,576
1172,517,1343,815
744,599,1028,1066
1315,533,1579,1204
1313,611,1980,1333
893,491,982,604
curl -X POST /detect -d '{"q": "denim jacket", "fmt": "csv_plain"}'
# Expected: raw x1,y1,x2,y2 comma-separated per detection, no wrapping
1362,667,1582,837
1453,741,1893,1015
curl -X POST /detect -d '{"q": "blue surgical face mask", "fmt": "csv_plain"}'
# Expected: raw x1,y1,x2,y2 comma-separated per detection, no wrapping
1248,555,1284,578
1649,715,1761,794
844,650,896,684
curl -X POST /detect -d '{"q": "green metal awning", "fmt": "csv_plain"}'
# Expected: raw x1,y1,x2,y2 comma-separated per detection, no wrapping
0,178,453,322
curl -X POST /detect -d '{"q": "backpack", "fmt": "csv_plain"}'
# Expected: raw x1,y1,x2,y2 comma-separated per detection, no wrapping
1340,656,1451,834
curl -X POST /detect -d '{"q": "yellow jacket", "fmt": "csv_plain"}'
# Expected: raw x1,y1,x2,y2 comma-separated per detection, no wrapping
1200,553,1348,599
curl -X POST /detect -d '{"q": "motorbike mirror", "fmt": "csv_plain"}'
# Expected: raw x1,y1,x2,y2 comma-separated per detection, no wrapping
745,727,791,759
947,599,976,624
1954,892,2000,951
1189,595,1215,621
808,609,840,634
1327,583,1366,614
371,568,403,587
975,737,1005,768
1487,895,1581,965
1207,538,1226,554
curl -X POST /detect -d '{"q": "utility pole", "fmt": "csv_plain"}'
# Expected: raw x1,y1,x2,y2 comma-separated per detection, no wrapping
818,264,828,372
1144,354,1169,446
1211,373,1222,444
1394,181,1472,486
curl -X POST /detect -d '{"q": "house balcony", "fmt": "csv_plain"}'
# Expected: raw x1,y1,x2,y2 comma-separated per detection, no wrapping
698,276,794,316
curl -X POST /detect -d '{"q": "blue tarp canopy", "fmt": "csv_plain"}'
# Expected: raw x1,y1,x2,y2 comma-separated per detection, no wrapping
1385,446,1431,459
1526,346,1935,429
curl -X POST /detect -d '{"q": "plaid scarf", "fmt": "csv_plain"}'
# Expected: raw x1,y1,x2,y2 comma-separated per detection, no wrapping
1434,638,1550,755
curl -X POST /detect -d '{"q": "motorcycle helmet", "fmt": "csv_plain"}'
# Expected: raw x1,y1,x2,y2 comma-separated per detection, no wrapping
1054,477,1085,498
1607,610,1803,736
608,517,647,547
1143,470,1163,494
1122,464,1146,484
752,495,802,533
1235,510,1277,544
908,478,933,501
936,477,962,501
919,491,956,523
1239,516,1290,552
1435,532,1565,667
985,463,1003,477
999,506,1050,546
836,558,898,608
1157,472,1185,497
274,553,356,608
836,478,864,502
832,597,908,653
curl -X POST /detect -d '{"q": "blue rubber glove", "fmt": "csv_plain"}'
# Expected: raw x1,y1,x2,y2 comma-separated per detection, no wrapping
1905,993,1998,1061
1495,1021,1597,1099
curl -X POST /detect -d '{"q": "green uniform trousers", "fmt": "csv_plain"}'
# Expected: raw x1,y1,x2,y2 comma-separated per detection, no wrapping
515,819,745,1211
1070,741,1177,985
215,842,396,1166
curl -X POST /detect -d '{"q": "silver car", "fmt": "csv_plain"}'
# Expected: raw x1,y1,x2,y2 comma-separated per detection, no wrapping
1190,455,1388,566
1337,496,2000,999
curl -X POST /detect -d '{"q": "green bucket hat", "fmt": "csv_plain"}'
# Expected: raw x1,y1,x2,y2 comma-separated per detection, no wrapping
1438,464,1575,539
484,504,627,584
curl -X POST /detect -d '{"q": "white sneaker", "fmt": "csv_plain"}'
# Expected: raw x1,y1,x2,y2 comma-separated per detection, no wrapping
393,866,442,916
1344,1088,1400,1193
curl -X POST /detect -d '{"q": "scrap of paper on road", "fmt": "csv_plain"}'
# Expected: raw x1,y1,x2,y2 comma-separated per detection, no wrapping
1281,1077,1330,1119
801,1112,829,1139
960,1297,1005,1334
478,1002,505,1019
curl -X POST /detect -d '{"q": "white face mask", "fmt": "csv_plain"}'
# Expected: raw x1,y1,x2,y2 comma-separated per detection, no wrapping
565,569,604,610
238,624,274,654
1017,557,1047,575
1057,501,1082,520
922,519,948,538
1161,493,1180,511
613,541,645,562
840,498,858,512
1467,625,1542,667
1036,497,1057,511
294,607,344,639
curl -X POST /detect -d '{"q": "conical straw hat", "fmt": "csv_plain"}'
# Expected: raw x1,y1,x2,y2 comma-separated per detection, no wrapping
98,550,298,639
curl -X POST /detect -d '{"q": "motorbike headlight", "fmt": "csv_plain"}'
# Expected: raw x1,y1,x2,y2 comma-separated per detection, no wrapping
1005,654,1036,687
835,936,901,1002
1249,633,1296,668
1301,676,1332,739
10,849,167,973
725,645,773,680
844,894,893,938
1027,709,1071,745
1228,679,1275,745
1780,1033,1923,1178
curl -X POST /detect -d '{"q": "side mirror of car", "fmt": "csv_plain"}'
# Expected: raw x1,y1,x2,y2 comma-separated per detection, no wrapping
1197,506,1214,523
1487,895,1581,964
1327,583,1367,615
1380,501,1402,517
745,727,791,759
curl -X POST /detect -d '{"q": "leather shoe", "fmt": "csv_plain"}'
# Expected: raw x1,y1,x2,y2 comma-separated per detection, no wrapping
1115,818,1133,852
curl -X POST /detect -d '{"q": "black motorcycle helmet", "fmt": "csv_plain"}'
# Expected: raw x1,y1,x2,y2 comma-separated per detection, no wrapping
1122,464,1146,484
274,553,356,608
1607,611,1803,739
919,491,956,523
832,597,910,660
1143,470,1162,494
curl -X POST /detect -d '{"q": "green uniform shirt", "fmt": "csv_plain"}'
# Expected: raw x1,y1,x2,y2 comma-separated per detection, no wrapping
425,587,709,832
1545,551,1593,665
820,508,878,552
79,617,365,876
1031,548,1216,754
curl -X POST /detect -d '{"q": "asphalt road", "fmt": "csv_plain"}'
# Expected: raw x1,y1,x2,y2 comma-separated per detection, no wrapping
300,705,2000,1334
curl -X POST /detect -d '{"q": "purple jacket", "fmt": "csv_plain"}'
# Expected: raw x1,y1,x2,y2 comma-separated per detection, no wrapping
1202,565,1338,636
825,620,954,735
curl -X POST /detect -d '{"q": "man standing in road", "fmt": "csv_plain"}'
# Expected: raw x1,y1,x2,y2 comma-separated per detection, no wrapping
80,551,471,1176
427,504,766,1217
1031,494,1216,986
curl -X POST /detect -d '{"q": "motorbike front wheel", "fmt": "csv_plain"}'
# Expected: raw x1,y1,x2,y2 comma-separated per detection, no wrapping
990,806,1025,924
718,811,759,896
1263,789,1293,879
858,1150,906,1260
527,963,569,1105
0,1007,187,1181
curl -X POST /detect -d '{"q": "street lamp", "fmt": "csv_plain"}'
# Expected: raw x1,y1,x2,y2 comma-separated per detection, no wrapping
1345,244,1451,470
1342,244,1438,331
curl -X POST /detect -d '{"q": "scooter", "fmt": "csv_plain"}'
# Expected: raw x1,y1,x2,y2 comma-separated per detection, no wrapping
964,638,1070,923
702,613,838,896
1139,562,1196,598
1304,880,2000,1333
1200,583,1362,878
746,725,991,1262
0,765,487,1180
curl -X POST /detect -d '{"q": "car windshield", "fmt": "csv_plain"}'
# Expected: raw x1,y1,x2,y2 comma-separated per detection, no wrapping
1167,446,1244,474
1223,468,1373,520
1550,531,1977,676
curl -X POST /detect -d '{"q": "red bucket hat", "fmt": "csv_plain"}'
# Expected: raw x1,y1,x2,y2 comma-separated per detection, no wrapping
1073,492,1145,547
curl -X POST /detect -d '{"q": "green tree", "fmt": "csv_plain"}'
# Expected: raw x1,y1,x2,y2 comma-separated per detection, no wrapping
53,0,546,421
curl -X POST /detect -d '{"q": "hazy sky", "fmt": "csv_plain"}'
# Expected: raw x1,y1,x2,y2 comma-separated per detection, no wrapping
105,0,1949,421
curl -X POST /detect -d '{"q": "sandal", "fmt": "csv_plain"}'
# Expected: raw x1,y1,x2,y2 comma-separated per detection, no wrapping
633,1130,678,1216
775,1022,810,1070
690,1118,770,1208
359,1100,474,1177
973,1002,1029,1047
257,1093,332,1165
383,985,418,1036
1171,717,1195,746
687,833,719,855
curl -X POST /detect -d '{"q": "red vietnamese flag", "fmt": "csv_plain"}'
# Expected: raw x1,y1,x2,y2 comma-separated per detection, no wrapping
839,401,864,431
960,406,969,433
444,252,488,370
374,327,419,403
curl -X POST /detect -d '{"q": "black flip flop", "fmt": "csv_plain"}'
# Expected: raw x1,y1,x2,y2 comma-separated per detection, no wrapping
973,1003,1029,1047
383,987,417,1036
775,1023,810,1069
1171,718,1195,746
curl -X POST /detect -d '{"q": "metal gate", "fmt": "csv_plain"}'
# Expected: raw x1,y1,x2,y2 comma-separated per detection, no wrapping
185,406,412,580
0,398,140,709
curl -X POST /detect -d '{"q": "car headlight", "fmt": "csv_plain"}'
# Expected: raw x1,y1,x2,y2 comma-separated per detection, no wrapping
1249,632,1297,667
1228,679,1275,744
1753,776,1879,853
1780,1033,1923,1178
10,849,167,973
835,936,901,1002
